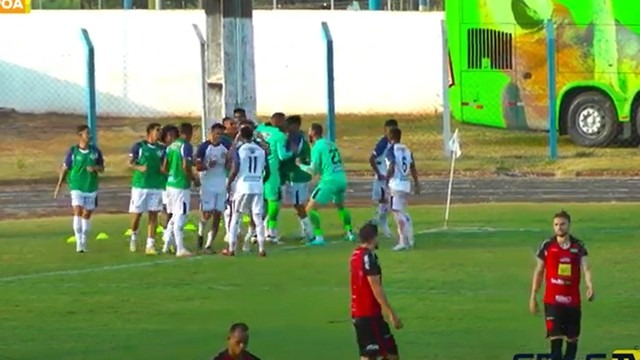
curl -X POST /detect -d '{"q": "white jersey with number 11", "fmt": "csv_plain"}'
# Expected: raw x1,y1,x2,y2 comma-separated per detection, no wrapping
233,142,266,195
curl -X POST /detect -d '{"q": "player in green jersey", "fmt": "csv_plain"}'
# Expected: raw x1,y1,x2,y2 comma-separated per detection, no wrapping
222,116,238,144
162,122,199,257
281,115,314,241
299,123,355,246
54,125,105,253
255,113,297,243
127,122,165,255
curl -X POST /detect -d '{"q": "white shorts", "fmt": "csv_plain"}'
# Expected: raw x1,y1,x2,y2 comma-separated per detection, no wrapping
166,187,191,215
70,190,98,211
371,179,388,202
389,191,409,212
129,188,163,213
161,190,168,206
286,182,309,206
200,187,226,212
233,193,264,216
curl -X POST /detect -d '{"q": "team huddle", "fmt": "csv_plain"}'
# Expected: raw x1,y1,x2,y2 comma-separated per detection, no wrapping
53,109,421,258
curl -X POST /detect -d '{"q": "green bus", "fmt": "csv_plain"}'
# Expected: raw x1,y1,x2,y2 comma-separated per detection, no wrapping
445,0,640,147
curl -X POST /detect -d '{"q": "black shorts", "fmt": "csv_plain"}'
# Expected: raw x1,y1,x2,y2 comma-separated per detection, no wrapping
352,316,398,358
544,303,581,339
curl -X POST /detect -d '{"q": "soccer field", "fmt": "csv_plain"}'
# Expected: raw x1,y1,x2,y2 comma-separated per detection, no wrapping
1,203,638,360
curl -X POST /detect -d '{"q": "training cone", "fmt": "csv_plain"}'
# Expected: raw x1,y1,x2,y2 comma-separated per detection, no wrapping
124,229,133,236
96,232,110,240
242,214,251,223
66,236,76,244
156,225,164,233
184,223,197,231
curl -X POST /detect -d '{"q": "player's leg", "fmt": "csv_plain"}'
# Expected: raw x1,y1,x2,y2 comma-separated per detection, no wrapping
128,188,147,252
198,188,214,251
544,304,565,360
69,191,84,253
372,180,392,238
204,192,225,253
161,190,175,253
251,194,267,256
224,193,244,256
291,182,313,241
353,317,387,360
563,307,581,360
390,192,412,251
144,190,163,255
332,183,355,241
305,183,334,245
373,316,399,360
79,192,98,252
169,188,192,257
264,179,282,243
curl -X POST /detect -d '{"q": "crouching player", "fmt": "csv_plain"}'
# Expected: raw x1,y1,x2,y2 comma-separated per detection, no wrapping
54,125,105,253
385,127,420,251
223,126,269,256
195,123,231,254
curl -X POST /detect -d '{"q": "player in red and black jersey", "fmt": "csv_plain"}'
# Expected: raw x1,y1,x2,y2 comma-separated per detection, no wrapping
212,323,261,360
529,210,595,360
350,222,403,360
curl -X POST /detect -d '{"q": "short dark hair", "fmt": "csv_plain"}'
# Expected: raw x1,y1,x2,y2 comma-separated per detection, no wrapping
211,123,225,132
240,125,254,140
271,112,285,120
222,116,233,123
180,122,193,135
239,120,255,129
147,122,161,134
384,119,398,128
310,123,323,137
554,210,571,223
77,124,89,133
358,221,378,243
285,115,302,126
229,322,249,333
388,127,402,142
161,125,179,140
233,108,246,115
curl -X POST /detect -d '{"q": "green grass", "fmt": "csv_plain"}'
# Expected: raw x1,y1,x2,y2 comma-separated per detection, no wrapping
2,112,640,184
1,203,639,359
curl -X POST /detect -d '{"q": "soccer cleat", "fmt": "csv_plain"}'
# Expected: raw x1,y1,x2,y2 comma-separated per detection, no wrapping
145,247,158,256
176,250,193,257
203,247,216,255
392,243,409,251
129,241,136,253
344,231,356,242
307,238,326,246
221,248,235,256
258,250,267,257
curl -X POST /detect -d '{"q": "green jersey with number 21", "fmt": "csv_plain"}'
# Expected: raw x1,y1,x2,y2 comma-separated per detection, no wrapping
310,138,347,183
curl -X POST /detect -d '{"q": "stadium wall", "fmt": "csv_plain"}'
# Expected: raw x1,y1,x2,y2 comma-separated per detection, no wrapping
0,10,444,118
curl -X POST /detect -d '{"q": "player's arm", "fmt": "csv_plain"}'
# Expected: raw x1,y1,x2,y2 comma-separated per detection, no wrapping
384,145,395,183
54,148,73,198
194,142,209,172
262,151,271,183
580,245,594,299
94,148,105,173
181,142,197,184
369,137,387,179
530,242,547,301
275,134,294,161
365,254,399,321
299,140,311,165
128,142,146,172
299,143,320,175
410,153,420,193
226,148,240,192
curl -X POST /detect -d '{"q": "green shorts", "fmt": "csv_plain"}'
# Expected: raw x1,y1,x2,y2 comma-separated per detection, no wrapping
310,180,347,206
264,177,282,202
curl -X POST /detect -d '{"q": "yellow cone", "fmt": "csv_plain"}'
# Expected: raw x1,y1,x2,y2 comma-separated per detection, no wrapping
184,223,197,231
96,232,110,240
156,225,164,233
124,229,133,236
66,236,76,244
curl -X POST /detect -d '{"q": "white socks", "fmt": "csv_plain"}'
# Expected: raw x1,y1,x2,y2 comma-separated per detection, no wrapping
252,212,266,253
73,216,90,251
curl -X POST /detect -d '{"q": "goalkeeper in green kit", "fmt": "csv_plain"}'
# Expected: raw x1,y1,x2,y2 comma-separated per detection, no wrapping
298,123,355,245
255,112,297,243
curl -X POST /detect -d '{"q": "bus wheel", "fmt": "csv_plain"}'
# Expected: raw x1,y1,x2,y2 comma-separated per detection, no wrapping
566,91,618,147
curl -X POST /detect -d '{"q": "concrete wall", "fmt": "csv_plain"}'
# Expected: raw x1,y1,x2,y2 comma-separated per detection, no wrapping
0,10,444,118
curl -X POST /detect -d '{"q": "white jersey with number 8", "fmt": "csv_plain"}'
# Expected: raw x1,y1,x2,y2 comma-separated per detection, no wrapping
386,143,413,193
233,142,267,195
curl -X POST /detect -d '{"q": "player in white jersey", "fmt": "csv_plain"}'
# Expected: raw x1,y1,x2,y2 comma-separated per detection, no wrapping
385,127,420,251
195,123,232,254
368,119,398,238
223,125,270,257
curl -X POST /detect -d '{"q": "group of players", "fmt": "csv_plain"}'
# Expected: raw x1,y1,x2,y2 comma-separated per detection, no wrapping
54,108,421,258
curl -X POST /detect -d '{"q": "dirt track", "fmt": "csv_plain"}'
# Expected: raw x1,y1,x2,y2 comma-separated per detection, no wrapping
1,177,639,219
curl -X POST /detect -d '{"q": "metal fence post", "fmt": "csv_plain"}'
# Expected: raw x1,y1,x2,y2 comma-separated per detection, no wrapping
193,24,208,141
321,22,336,142
546,19,558,161
81,28,97,146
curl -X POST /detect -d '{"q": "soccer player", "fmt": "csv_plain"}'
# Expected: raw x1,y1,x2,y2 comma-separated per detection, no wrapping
222,116,238,142
299,123,354,245
233,107,247,124
212,323,261,360
54,125,105,253
195,123,231,253
255,112,297,243
368,119,397,238
224,125,269,256
160,125,178,254
128,122,165,254
385,127,420,251
162,122,199,257
529,210,595,360
350,222,402,360
281,115,314,241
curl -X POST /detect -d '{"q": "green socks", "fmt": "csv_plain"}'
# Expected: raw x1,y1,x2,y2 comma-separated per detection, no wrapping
309,210,323,236
338,208,352,231
267,200,280,230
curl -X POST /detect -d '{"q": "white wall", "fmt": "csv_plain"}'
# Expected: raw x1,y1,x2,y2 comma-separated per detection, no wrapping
0,10,444,117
